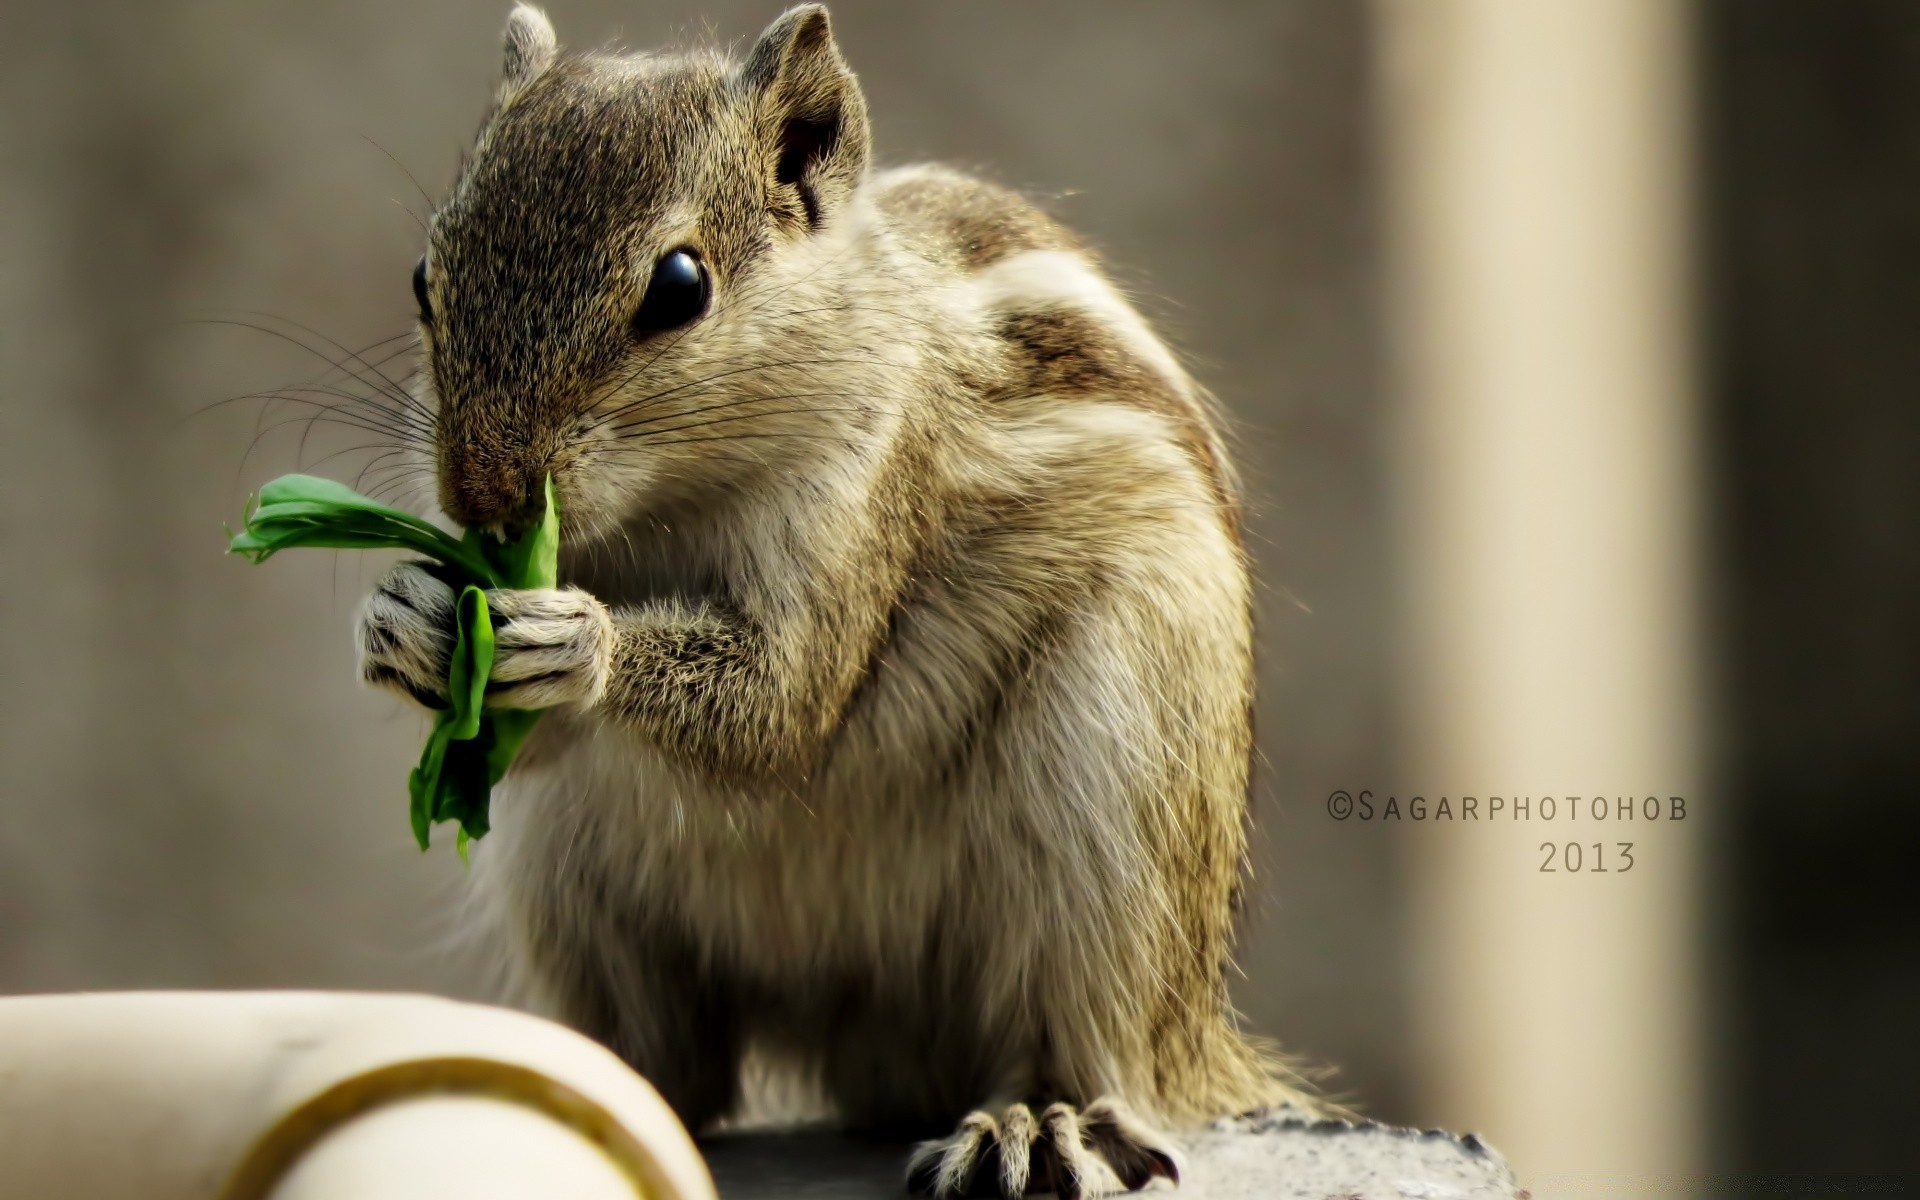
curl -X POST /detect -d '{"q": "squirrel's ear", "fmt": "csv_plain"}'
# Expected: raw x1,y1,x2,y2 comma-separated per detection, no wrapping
740,5,871,231
499,4,558,103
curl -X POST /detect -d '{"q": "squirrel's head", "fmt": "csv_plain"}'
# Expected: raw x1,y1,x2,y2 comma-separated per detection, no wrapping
416,4,879,540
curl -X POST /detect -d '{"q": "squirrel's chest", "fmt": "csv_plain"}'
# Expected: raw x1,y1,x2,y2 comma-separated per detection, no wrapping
507,729,966,977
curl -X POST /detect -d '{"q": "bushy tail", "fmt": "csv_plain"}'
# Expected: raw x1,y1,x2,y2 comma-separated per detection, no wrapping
1159,1010,1352,1125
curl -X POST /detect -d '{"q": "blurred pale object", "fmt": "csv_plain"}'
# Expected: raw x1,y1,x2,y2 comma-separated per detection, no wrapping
269,1096,636,1200
0,991,717,1200
1377,0,1705,1196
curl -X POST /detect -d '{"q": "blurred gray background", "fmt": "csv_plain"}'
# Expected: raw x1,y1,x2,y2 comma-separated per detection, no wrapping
0,0,1401,1118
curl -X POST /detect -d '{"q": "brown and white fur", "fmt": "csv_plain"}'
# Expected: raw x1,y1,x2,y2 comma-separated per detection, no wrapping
356,6,1319,1196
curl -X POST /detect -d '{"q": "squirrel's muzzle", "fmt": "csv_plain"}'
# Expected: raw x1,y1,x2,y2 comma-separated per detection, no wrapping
438,440,549,536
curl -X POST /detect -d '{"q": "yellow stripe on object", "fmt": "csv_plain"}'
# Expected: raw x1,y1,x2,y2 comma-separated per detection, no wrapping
218,1056,668,1200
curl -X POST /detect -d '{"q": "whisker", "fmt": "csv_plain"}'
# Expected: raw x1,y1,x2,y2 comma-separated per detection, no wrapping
301,438,411,474
593,430,880,457
361,133,438,215
607,388,894,437
238,389,429,448
614,404,881,444
192,313,431,419
182,332,421,427
591,354,934,431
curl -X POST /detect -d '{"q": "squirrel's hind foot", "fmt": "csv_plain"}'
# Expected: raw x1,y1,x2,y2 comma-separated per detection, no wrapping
906,1098,1181,1199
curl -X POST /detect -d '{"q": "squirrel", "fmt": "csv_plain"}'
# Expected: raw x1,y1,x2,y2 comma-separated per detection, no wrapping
355,5,1321,1197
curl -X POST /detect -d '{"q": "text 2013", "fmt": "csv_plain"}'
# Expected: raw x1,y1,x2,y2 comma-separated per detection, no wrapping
1538,842,1635,873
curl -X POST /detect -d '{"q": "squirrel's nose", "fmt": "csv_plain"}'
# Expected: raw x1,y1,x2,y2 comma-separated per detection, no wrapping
438,445,543,536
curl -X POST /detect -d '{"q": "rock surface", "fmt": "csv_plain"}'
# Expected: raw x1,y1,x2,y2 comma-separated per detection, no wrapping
703,1112,1526,1200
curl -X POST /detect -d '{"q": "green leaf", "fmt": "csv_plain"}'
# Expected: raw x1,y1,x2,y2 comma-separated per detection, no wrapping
227,474,500,585
260,473,392,510
447,585,493,741
230,473,559,853
489,475,562,590
486,709,543,786
408,716,457,851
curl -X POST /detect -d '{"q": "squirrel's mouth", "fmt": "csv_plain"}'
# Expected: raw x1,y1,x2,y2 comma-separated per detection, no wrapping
512,460,626,552
435,435,590,539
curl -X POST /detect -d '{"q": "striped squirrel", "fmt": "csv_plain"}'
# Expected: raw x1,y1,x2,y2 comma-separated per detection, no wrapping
356,6,1320,1196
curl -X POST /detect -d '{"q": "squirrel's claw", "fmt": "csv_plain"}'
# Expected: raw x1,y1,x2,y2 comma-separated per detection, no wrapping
907,1099,1177,1199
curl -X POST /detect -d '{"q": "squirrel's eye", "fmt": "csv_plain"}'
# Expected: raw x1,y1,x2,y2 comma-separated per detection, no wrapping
411,256,432,325
632,249,709,336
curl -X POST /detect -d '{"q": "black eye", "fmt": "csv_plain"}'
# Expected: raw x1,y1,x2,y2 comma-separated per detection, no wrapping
412,256,432,324
631,249,709,336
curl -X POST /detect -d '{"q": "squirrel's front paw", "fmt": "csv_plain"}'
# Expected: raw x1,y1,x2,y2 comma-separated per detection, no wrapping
357,561,456,709
483,586,615,711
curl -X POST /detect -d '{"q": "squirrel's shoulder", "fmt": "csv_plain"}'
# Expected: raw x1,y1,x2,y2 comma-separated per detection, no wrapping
870,164,1087,274
868,164,1237,520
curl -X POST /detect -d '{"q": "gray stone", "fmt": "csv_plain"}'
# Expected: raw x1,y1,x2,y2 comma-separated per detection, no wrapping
703,1112,1526,1200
